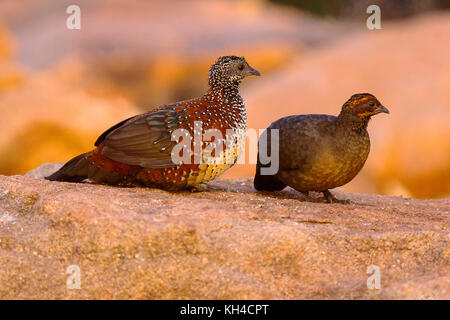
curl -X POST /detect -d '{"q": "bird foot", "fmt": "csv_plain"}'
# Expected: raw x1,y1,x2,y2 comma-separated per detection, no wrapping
322,190,351,204
300,191,321,203
188,183,209,193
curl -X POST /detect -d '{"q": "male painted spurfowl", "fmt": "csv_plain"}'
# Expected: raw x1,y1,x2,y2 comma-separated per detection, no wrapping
254,93,389,203
46,56,260,190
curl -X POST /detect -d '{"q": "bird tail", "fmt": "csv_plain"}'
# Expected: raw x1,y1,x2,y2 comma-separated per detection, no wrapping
253,159,286,191
45,152,93,183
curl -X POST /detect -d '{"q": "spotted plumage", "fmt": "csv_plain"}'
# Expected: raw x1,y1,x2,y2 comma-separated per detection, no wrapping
46,56,260,190
254,93,389,203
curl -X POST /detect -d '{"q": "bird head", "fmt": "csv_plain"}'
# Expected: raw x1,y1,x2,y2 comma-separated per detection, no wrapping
208,56,260,89
341,93,389,119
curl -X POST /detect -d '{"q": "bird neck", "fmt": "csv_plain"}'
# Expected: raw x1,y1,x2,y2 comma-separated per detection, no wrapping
205,82,243,107
337,111,370,133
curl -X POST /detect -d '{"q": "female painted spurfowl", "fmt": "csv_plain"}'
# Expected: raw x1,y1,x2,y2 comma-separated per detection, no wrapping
46,56,260,190
254,93,389,203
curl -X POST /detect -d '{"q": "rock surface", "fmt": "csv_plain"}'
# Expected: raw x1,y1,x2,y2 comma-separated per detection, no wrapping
0,164,448,299
0,72,138,175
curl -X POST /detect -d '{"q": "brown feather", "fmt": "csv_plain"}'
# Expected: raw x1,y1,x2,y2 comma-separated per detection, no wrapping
101,106,183,168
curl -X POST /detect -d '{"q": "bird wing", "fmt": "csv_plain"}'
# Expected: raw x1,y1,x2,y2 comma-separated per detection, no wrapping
94,115,136,147
272,115,337,170
99,105,184,168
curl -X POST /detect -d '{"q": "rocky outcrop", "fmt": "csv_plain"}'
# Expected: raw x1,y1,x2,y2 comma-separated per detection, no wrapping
0,164,448,299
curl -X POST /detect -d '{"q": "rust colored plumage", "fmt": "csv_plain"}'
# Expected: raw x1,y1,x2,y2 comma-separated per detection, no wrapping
46,56,260,190
254,93,389,203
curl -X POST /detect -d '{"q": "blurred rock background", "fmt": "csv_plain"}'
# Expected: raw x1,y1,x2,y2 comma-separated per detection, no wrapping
0,0,449,199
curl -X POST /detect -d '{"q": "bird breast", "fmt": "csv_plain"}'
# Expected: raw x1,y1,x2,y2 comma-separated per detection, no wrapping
185,100,247,186
308,134,370,189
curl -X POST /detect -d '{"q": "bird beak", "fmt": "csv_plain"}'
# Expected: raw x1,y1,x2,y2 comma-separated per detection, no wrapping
374,105,390,114
246,65,261,77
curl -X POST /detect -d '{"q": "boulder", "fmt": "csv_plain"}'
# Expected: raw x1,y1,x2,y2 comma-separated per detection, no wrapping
0,73,138,176
0,164,448,299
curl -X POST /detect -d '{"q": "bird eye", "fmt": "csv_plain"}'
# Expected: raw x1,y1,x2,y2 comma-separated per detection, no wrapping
238,64,244,71
369,101,375,107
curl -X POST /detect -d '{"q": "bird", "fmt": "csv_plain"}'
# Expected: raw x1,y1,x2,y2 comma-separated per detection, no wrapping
46,56,260,191
253,93,389,203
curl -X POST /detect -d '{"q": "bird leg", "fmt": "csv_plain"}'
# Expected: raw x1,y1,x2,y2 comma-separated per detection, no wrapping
322,190,351,204
299,191,321,203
